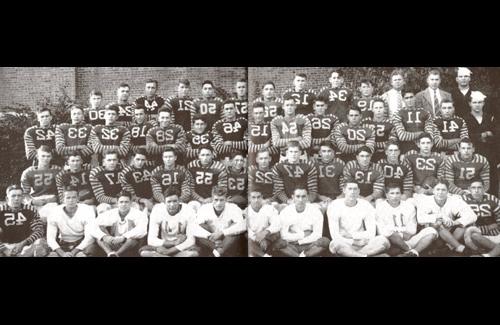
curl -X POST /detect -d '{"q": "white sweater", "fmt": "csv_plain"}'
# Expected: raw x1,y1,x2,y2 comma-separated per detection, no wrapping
92,207,148,240
193,202,246,238
412,194,477,226
47,203,96,251
375,199,417,237
327,198,376,241
246,204,280,241
279,203,323,245
148,203,196,252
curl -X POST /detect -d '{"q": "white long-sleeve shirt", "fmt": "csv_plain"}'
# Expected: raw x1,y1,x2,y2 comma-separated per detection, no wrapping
91,207,148,240
375,199,417,237
413,193,477,226
246,204,280,241
148,203,196,252
47,203,96,251
279,203,323,245
327,198,376,242
193,202,246,238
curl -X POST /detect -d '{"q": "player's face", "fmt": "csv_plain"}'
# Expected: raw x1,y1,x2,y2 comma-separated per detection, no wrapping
313,101,327,115
192,119,207,133
359,83,373,97
283,99,296,116
38,151,52,166
356,151,372,168
343,183,360,200
286,146,300,163
418,138,433,154
319,146,334,162
433,183,448,201
165,195,180,215
427,74,440,89
459,143,474,160
293,189,308,209
145,82,157,97
134,109,146,124
105,110,117,124
158,112,171,128
103,154,118,170
391,75,404,90
37,111,52,127
178,83,190,97
385,144,400,163
470,99,485,113
67,156,82,172
236,82,247,98
347,110,361,125
386,188,402,205
202,84,214,98
469,181,485,199
162,151,177,167
7,189,23,208
456,72,471,87
63,191,79,209
256,152,270,168
133,154,146,168
117,86,130,101
249,191,263,210
232,155,245,170
252,107,265,123
293,76,306,90
329,72,343,88
403,92,416,108
71,108,84,124
89,95,102,108
372,102,385,118
223,104,236,120
199,149,213,165
440,103,454,118
262,85,275,99
212,194,227,212
117,196,132,214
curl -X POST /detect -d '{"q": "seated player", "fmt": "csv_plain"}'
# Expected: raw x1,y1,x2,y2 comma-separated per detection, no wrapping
84,89,106,126
248,149,276,206
119,148,155,213
185,115,213,165
164,79,194,132
361,99,397,162
327,182,390,257
306,98,338,159
274,188,330,257
252,81,284,122
226,152,248,210
91,191,148,257
134,79,166,122
89,150,123,214
139,187,199,257
375,184,438,257
150,148,192,204
191,80,224,131
246,190,281,257
56,150,95,206
462,180,500,257
377,141,413,200
20,145,61,223
443,138,490,195
55,104,93,164
146,108,186,165
0,185,44,257
429,100,469,156
37,186,98,257
212,99,248,162
248,102,279,166
334,107,375,162
282,73,317,116
341,146,384,204
191,186,246,257
24,107,58,166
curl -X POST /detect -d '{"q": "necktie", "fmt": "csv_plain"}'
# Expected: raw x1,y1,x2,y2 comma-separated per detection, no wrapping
433,89,439,116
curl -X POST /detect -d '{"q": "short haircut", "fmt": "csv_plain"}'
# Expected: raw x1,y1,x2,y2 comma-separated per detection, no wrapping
37,107,51,115
192,114,207,124
237,78,247,84
359,79,373,87
6,184,23,195
295,73,307,79
63,186,79,194
89,89,103,97
391,69,404,79
198,145,213,153
282,93,297,102
252,102,265,110
356,146,372,156
70,104,84,113
372,99,386,107
319,141,335,150
428,69,441,77
440,99,454,107
417,132,433,143
422,176,439,189
223,99,236,107
66,150,82,160
212,186,227,197
103,149,118,158
118,190,132,200
133,148,148,157
164,186,181,199
287,141,301,150
256,149,270,157
202,80,214,88
105,104,119,114
435,178,449,189
38,145,52,154
158,107,171,115
145,79,158,87
348,107,362,114
384,140,400,151
385,183,402,193
459,138,474,147
162,147,177,156
469,178,485,186
230,151,245,160
179,79,190,87
118,83,130,89
263,81,275,89
330,69,344,78
293,187,308,195
343,181,359,189
313,97,327,105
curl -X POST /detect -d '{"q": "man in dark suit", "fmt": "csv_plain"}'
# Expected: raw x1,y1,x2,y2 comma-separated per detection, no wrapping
415,69,452,118
451,67,473,119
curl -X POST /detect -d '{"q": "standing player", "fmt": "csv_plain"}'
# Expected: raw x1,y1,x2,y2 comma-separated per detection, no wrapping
361,99,397,162
306,98,338,159
377,141,413,200
24,107,58,165
334,107,375,162
89,150,123,214
146,108,186,165
226,152,248,210
443,139,490,195
0,185,44,257
119,149,155,212
108,83,135,126
134,79,165,122
354,79,377,119
248,149,275,205
164,79,194,132
211,100,248,162
128,105,157,156
317,69,353,122
55,151,95,206
55,105,93,164
231,78,248,119
248,102,279,166
84,89,106,126
282,73,317,116
430,100,469,155
185,115,213,165
191,80,224,131
252,81,283,122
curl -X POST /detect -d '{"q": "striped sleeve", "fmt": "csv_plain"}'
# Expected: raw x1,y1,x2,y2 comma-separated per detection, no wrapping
479,155,490,193
20,168,32,195
334,123,349,153
150,167,164,203
89,167,115,204
174,126,186,154
298,116,312,149
270,117,287,148
392,113,417,142
341,161,356,189
232,118,248,152
180,167,192,203
187,162,203,202
119,166,136,197
89,126,104,154
24,127,37,160
460,119,469,140
402,161,414,195
117,128,131,158
365,128,376,154
492,195,500,224
215,163,228,190
271,164,288,203
211,121,224,155
25,206,44,245
372,164,385,199
436,154,445,180
145,127,158,155
55,170,66,203
443,155,462,194
307,162,318,197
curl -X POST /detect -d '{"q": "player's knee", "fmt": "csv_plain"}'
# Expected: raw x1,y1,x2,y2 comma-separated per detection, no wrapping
421,226,439,239
374,236,390,250
315,237,331,248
